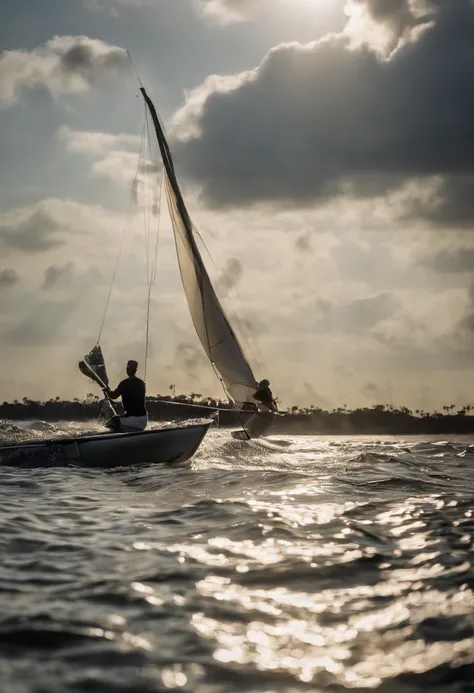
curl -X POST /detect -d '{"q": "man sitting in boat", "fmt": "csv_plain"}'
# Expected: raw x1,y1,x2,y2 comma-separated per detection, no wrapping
252,379,278,413
103,360,148,432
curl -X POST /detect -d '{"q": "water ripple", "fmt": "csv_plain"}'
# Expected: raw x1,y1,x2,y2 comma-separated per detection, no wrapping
1,424,474,691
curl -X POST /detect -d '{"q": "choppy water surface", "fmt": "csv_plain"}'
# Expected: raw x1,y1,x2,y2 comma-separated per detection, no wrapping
1,421,474,692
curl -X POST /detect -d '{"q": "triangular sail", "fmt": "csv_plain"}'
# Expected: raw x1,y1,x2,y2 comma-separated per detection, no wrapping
78,345,109,389
140,87,258,405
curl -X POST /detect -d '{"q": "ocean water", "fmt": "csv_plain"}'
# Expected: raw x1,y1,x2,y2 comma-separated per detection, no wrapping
1,421,474,693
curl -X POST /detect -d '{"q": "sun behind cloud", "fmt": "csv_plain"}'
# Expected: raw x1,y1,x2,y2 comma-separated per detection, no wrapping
198,0,334,25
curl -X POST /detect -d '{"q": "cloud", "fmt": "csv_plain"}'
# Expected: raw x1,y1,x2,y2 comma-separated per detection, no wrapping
0,207,64,252
0,199,98,254
363,380,383,398
344,0,435,52
295,232,312,253
5,298,81,346
407,175,474,229
174,342,210,384
0,269,20,290
84,0,151,12
313,292,399,334
172,0,474,228
87,0,265,20
58,127,140,156
58,126,159,192
215,257,243,291
42,263,103,297
0,35,129,109
42,263,77,290
197,0,266,24
450,283,474,340
351,0,416,30
421,247,474,274
301,381,332,409
238,314,268,338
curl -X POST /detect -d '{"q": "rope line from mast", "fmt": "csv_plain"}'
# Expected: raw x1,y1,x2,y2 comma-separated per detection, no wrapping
97,119,147,345
193,225,265,376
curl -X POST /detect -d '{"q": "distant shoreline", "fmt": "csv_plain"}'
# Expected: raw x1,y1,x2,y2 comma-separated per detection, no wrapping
1,396,474,436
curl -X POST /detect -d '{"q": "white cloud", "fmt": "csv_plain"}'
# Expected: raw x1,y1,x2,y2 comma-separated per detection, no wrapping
58,125,160,192
58,126,140,156
344,0,440,54
0,198,116,256
0,35,129,109
197,0,267,24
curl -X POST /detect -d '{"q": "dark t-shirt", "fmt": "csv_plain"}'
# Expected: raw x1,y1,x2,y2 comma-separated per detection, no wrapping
253,387,274,407
116,376,147,416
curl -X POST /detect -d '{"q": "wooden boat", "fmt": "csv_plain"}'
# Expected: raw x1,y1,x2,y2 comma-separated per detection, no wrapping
0,421,212,468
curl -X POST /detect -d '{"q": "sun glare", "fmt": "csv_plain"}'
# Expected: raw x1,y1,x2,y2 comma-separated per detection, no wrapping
294,0,331,7
277,0,333,20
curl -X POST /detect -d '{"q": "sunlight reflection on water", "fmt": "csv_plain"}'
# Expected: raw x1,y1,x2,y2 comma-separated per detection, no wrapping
1,424,474,691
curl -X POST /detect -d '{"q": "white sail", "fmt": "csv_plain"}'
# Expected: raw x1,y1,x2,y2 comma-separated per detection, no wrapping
140,87,258,405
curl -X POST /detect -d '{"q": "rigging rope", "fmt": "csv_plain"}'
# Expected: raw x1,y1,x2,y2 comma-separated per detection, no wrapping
96,95,162,387
193,224,266,376
97,120,147,345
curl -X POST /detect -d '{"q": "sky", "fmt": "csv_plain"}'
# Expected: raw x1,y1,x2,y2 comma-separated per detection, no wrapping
1,0,474,410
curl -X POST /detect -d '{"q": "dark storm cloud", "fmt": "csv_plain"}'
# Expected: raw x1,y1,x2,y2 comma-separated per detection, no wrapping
0,209,63,252
175,1,474,225
422,247,474,274
0,269,19,289
407,175,474,228
57,38,127,79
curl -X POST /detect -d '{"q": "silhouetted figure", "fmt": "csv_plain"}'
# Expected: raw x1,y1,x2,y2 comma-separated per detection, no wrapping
103,360,148,432
252,379,278,413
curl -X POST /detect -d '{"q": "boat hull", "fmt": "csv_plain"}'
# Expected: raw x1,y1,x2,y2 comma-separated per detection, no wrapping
0,421,212,469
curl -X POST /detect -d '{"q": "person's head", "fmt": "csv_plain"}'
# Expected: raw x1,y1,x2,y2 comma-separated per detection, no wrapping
257,379,270,390
126,359,138,377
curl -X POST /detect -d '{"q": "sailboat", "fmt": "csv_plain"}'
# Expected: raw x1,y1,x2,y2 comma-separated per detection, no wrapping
0,85,275,468
139,87,277,438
